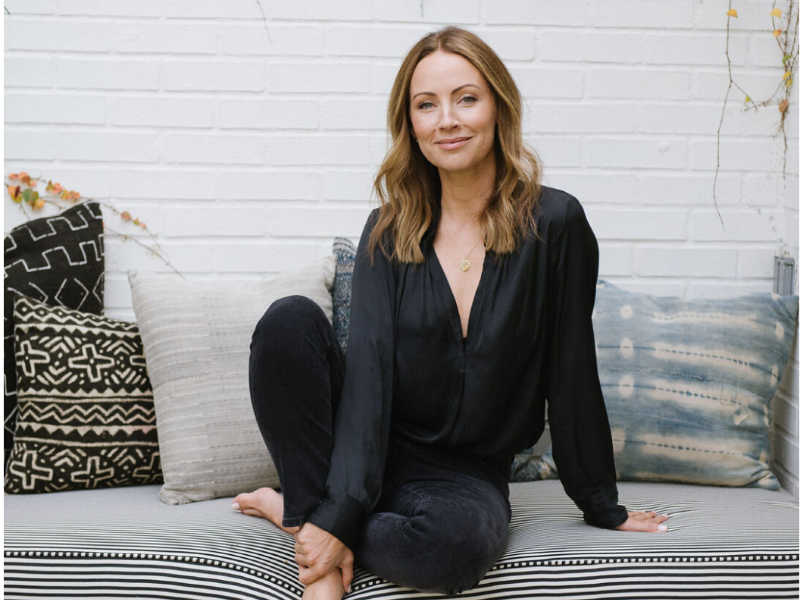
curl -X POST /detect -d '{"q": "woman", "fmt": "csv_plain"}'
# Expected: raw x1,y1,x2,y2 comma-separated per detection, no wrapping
234,26,670,600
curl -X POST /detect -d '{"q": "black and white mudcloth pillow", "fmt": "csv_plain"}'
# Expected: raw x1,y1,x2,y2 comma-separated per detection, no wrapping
4,295,161,494
4,201,105,472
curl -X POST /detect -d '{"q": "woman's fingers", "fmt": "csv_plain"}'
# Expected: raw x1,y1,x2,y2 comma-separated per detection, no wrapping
293,542,312,567
294,552,311,567
617,510,670,533
629,510,669,521
298,563,328,586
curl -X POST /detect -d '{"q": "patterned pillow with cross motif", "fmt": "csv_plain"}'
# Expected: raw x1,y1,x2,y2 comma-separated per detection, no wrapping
4,295,162,494
4,201,106,473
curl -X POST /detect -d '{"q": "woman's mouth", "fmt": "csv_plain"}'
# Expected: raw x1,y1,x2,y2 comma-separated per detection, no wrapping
436,137,471,150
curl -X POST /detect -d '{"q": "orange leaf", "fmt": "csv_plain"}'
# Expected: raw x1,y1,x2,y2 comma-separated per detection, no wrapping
727,8,738,17
779,99,789,113
45,180,63,194
121,211,131,221
8,173,19,181
7,185,21,201
33,198,45,211
771,7,782,17
773,28,783,37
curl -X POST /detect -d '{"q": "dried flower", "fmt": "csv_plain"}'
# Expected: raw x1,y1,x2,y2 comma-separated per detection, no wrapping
46,180,63,194
7,185,21,202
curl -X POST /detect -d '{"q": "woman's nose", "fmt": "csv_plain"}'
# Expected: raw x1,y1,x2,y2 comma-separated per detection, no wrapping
438,103,459,128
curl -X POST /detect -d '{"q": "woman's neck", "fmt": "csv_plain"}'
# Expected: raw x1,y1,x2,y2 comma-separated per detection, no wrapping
437,156,495,229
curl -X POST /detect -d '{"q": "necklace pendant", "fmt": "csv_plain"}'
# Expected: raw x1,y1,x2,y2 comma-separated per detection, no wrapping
460,258,471,272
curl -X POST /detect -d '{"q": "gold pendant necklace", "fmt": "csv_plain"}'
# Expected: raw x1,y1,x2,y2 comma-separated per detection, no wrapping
460,238,484,272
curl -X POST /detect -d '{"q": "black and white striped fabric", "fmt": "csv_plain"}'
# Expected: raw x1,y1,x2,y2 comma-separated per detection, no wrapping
5,480,798,598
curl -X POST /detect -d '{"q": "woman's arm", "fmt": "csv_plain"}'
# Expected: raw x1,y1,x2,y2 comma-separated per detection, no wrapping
545,195,628,530
306,207,396,546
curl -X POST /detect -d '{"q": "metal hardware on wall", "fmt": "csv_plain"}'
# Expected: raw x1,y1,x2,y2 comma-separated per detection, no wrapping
773,255,796,296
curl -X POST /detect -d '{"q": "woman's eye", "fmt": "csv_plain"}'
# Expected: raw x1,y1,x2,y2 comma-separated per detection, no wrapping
416,96,476,110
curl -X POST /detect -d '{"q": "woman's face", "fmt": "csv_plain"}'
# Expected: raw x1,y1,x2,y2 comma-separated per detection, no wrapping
408,50,498,177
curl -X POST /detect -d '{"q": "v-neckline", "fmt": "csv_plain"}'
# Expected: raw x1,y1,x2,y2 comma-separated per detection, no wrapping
430,243,488,344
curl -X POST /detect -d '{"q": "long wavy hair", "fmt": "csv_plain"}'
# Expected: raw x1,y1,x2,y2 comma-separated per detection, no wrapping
368,25,544,265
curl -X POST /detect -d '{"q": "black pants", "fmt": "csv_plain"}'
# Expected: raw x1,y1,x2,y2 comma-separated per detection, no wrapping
248,295,510,595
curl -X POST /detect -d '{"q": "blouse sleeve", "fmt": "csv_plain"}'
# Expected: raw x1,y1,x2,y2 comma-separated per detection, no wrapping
545,196,628,530
306,207,395,550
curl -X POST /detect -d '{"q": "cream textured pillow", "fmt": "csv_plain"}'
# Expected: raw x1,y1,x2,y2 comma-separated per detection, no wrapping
128,255,335,504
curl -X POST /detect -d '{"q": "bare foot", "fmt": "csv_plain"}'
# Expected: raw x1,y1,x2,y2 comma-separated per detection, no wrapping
302,568,345,600
233,487,300,535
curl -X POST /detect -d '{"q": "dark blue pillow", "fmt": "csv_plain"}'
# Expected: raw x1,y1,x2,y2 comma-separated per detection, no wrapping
331,237,356,354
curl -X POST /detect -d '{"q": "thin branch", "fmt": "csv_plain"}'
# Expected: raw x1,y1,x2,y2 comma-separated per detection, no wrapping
103,226,186,280
714,0,797,238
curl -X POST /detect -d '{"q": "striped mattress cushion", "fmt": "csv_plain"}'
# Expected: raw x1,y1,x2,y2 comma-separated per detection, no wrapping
5,480,798,599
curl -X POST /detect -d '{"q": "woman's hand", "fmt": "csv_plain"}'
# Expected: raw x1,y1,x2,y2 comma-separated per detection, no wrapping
615,510,670,533
293,522,355,591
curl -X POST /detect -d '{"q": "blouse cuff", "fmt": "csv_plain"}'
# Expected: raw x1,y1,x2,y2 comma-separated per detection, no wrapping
306,494,366,551
583,504,628,529
580,484,628,529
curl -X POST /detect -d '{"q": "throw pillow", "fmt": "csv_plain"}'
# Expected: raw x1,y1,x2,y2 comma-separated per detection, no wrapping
128,255,336,504
332,236,356,354
5,295,161,494
512,281,799,489
4,201,105,472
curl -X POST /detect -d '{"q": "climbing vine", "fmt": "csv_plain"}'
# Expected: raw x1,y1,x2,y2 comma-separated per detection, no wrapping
714,0,798,236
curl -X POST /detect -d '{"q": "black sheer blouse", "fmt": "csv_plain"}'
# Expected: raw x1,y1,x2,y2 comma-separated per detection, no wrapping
308,185,628,550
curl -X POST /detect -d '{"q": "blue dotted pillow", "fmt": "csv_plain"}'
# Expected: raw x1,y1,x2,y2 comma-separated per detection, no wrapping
513,280,799,489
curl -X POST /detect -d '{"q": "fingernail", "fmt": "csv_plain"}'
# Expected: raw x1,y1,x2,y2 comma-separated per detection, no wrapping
658,524,668,532
232,502,240,511
347,585,352,593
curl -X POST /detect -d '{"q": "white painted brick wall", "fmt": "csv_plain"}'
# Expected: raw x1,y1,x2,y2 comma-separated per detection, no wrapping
4,0,798,495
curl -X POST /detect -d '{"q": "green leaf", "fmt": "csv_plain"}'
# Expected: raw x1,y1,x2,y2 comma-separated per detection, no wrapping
21,188,36,204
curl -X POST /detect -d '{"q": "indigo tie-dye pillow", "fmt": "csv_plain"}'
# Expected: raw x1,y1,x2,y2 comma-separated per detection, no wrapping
512,280,799,489
332,237,356,354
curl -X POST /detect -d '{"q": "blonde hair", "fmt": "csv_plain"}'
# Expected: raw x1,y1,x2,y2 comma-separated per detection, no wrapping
368,25,543,265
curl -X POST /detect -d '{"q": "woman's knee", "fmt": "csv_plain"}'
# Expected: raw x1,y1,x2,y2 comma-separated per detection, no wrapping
251,295,327,355
358,483,510,594
419,518,507,594
384,525,504,594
